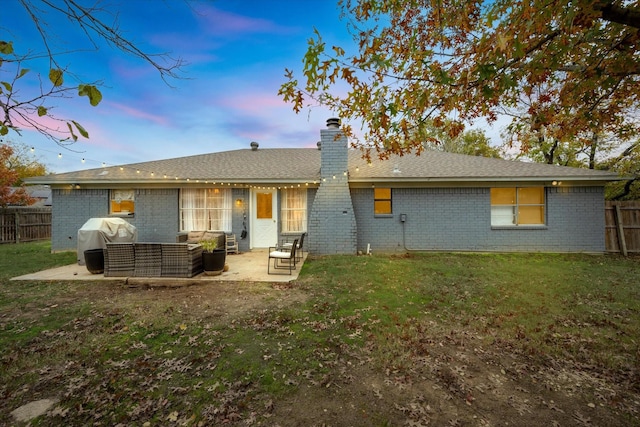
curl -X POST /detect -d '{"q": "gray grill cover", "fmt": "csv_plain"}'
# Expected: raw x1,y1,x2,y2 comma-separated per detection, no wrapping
77,218,137,265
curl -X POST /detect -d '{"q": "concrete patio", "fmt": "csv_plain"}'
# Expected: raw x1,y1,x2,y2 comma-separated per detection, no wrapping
11,249,305,285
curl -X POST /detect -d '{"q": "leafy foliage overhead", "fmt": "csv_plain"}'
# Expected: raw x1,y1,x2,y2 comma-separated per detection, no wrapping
1,1,184,147
280,0,640,159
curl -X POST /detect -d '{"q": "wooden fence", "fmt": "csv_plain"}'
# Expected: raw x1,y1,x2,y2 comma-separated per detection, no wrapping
0,207,52,244
605,201,640,255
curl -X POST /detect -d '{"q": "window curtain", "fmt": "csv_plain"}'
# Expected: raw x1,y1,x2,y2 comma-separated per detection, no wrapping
181,188,232,232
218,189,232,232
282,189,307,232
181,188,204,231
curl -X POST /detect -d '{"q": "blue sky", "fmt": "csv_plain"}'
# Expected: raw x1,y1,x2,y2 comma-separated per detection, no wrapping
2,0,356,173
3,0,506,174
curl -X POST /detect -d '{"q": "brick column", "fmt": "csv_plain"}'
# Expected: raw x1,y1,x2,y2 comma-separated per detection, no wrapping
308,118,357,254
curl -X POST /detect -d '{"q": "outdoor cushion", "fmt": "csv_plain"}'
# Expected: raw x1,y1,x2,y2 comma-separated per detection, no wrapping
269,250,293,259
202,231,221,242
187,231,205,241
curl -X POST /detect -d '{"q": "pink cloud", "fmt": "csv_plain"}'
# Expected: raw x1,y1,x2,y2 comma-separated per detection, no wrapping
195,5,295,36
221,92,286,114
107,101,170,126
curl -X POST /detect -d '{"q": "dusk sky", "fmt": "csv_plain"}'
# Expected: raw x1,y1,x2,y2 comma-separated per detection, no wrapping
3,0,502,173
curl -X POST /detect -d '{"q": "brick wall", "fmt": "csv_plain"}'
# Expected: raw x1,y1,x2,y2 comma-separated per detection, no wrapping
132,189,180,242
352,186,606,253
51,188,182,252
231,188,250,253
52,188,110,251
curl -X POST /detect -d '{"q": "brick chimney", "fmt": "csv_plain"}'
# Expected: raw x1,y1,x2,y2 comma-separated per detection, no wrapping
308,118,357,254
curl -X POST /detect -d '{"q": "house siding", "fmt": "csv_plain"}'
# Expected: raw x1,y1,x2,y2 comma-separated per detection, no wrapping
51,188,180,251
133,189,180,242
352,186,606,253
51,187,256,253
52,188,111,251
51,184,606,255
231,188,250,253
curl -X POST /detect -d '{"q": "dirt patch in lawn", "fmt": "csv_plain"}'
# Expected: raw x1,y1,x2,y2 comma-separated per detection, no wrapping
2,280,639,426
269,326,639,427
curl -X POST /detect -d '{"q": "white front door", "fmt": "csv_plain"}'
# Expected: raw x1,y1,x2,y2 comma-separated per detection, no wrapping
251,188,278,248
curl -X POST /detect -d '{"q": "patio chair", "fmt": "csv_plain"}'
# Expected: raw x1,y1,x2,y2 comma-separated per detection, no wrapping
226,233,239,254
268,238,298,275
281,232,305,262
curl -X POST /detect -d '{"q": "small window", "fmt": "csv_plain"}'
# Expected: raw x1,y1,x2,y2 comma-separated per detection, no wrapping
110,189,135,214
257,192,273,219
374,188,392,215
491,187,545,226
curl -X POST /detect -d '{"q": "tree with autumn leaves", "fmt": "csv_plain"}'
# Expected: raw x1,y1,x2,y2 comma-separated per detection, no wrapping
1,144,36,207
280,0,639,197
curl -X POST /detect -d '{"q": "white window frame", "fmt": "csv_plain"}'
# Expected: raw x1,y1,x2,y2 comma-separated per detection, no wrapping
281,188,307,233
180,188,232,232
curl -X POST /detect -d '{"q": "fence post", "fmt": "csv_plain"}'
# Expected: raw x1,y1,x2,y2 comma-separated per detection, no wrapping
614,204,628,256
14,210,20,244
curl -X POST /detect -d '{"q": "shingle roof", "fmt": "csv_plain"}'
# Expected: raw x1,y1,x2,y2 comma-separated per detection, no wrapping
27,147,620,185
347,150,619,182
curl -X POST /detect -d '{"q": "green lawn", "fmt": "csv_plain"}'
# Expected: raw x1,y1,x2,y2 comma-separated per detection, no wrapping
1,242,639,426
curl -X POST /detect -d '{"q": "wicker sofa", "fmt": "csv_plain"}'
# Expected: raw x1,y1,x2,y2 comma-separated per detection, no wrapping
176,231,226,247
104,242,203,278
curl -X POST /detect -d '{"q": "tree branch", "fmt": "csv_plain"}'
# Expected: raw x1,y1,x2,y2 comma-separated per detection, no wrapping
594,1,640,29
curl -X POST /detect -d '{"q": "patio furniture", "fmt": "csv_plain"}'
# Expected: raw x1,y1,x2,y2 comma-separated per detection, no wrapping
268,238,298,275
104,243,135,277
104,242,203,278
134,243,162,277
281,232,306,262
161,243,204,277
77,217,137,265
226,234,239,254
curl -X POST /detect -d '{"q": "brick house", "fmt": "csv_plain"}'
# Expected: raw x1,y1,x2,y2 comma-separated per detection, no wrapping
28,118,619,254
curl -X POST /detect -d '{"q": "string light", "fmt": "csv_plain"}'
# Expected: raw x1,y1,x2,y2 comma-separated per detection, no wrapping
24,145,322,190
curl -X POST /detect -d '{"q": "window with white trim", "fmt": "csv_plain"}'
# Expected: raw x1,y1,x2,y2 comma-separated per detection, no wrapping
281,188,307,233
180,188,232,231
490,187,545,226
